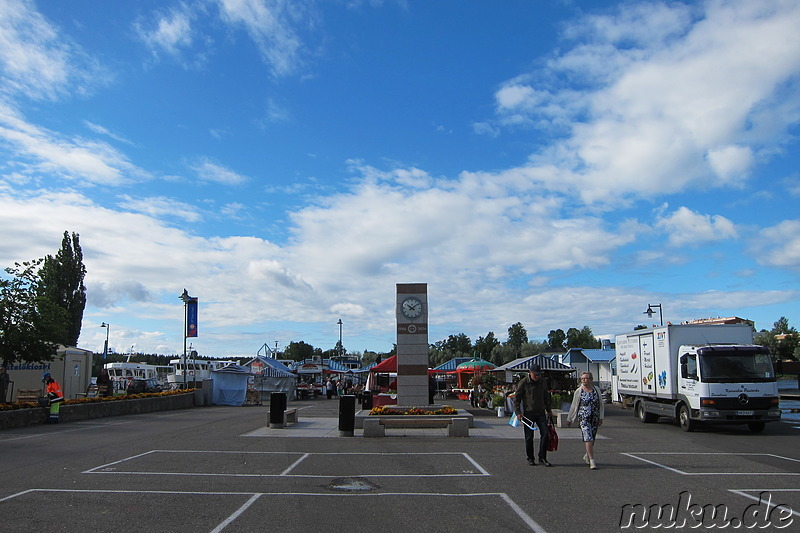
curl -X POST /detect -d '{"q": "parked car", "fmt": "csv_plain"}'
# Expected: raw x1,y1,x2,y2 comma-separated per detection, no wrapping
126,378,163,395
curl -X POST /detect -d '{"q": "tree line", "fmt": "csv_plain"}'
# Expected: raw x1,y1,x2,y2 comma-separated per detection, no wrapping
0,232,87,366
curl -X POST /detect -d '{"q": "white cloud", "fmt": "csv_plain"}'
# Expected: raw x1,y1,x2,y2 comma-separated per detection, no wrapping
117,195,203,223
488,1,800,203
215,0,312,78
191,158,248,185
754,219,800,270
0,0,104,100
656,206,737,247
0,102,146,185
135,5,194,58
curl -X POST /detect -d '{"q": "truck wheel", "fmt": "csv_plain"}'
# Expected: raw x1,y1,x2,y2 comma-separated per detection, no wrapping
678,404,695,432
636,402,659,423
748,422,765,433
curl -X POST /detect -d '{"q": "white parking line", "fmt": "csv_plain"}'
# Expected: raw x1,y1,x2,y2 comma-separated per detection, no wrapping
0,489,546,533
622,452,800,476
84,450,491,478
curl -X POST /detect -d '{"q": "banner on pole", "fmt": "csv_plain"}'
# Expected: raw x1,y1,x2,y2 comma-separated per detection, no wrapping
186,297,198,337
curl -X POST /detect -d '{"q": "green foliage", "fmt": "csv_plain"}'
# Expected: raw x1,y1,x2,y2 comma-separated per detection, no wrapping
506,322,528,356
474,331,499,361
283,341,316,361
38,231,86,346
547,329,566,351
0,260,68,365
566,326,602,349
755,316,799,362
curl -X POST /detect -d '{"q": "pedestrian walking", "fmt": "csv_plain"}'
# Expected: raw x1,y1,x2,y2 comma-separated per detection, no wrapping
567,371,604,470
513,364,553,467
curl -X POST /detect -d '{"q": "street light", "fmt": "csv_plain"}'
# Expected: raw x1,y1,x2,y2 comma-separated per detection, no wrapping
644,304,663,326
179,289,195,389
337,318,343,360
100,322,110,358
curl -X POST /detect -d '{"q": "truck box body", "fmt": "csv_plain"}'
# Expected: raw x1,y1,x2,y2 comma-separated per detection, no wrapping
616,324,755,399
615,324,780,431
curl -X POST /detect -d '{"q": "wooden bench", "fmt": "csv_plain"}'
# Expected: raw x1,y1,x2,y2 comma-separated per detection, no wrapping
16,389,42,403
267,408,299,428
363,417,469,437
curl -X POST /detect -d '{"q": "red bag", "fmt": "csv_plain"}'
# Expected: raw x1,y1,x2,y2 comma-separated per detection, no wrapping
547,421,558,452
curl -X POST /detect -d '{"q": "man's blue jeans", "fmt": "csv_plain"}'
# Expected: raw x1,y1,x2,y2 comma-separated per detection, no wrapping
523,412,549,461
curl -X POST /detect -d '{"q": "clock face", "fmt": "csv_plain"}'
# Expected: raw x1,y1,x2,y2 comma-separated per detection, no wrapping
401,297,423,319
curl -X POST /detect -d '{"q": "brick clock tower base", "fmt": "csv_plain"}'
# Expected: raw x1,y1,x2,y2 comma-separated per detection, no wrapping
396,283,429,406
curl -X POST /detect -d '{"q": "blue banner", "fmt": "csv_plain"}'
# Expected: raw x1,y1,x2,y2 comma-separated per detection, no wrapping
186,298,198,338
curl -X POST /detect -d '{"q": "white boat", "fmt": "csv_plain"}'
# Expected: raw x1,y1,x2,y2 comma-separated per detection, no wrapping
103,359,174,390
167,358,239,386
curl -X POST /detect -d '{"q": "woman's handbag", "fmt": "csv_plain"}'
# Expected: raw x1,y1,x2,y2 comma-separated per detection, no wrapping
547,418,559,451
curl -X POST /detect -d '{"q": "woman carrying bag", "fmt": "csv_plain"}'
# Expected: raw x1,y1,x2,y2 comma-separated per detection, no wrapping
566,372,604,469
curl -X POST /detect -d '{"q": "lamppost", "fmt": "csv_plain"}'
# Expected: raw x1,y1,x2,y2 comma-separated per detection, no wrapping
100,322,110,358
179,289,195,389
644,303,663,326
337,318,343,360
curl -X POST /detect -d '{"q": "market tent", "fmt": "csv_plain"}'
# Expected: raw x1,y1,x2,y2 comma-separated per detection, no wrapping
370,355,397,373
455,359,496,388
211,364,249,406
243,356,297,398
365,355,397,392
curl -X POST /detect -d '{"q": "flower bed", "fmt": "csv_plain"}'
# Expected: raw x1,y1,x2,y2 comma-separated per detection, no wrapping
0,388,195,412
0,390,197,429
370,405,457,416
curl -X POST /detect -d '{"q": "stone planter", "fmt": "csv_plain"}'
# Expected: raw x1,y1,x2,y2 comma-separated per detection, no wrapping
0,393,195,429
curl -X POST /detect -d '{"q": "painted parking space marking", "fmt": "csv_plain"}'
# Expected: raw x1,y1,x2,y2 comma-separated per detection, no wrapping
84,450,490,478
729,489,800,519
0,489,545,533
622,452,800,475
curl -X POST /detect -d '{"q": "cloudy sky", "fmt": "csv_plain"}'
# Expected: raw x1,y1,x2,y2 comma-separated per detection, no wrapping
1,0,799,359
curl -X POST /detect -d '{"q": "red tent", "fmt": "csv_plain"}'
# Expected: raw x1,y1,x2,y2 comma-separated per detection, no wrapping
370,355,397,373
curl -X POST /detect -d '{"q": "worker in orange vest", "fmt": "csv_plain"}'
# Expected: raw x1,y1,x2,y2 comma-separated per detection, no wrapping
43,372,64,423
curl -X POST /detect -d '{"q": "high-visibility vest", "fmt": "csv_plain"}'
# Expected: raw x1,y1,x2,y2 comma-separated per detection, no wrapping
47,381,64,401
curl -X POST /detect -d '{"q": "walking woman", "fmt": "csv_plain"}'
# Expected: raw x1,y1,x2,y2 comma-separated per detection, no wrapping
566,372,604,469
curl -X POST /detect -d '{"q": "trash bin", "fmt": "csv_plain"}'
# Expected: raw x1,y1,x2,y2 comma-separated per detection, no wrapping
361,391,373,410
338,395,356,437
269,392,287,427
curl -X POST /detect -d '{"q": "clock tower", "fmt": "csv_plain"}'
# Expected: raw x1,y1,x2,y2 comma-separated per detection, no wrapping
396,283,429,406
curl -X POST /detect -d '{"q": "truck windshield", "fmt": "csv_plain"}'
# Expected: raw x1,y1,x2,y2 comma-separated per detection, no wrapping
698,351,775,383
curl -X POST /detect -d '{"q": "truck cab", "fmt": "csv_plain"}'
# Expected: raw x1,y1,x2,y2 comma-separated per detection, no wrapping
677,344,781,432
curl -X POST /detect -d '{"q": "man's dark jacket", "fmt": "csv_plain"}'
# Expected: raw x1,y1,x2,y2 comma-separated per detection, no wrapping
513,375,552,416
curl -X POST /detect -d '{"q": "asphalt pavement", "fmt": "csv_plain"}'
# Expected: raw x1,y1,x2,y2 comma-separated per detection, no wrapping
1,396,799,532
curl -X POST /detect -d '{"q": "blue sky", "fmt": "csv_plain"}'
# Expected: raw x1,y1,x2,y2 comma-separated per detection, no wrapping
1,0,799,359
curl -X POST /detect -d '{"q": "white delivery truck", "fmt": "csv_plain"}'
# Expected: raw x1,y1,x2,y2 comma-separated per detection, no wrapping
615,324,781,432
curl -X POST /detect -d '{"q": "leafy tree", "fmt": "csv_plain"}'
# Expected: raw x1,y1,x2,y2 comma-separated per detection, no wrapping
444,333,472,357
547,329,566,351
474,332,500,361
506,322,528,357
283,341,316,361
521,340,549,356
38,231,86,346
0,260,68,365
756,317,800,363
566,326,602,349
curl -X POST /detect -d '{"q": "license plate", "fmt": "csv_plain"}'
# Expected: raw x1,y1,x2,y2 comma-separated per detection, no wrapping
736,410,754,416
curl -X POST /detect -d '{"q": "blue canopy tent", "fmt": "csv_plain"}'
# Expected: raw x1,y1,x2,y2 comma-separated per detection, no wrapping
211,364,249,406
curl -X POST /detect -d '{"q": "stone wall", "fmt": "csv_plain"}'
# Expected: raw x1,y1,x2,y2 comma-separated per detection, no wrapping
0,393,196,430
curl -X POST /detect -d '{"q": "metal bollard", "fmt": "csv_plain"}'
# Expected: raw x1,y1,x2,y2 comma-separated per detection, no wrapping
269,392,287,428
338,395,356,436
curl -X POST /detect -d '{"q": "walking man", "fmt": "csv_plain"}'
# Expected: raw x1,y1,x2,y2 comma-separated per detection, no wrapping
513,364,553,466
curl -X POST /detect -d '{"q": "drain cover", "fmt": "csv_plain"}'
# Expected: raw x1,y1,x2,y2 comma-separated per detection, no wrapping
326,477,378,492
